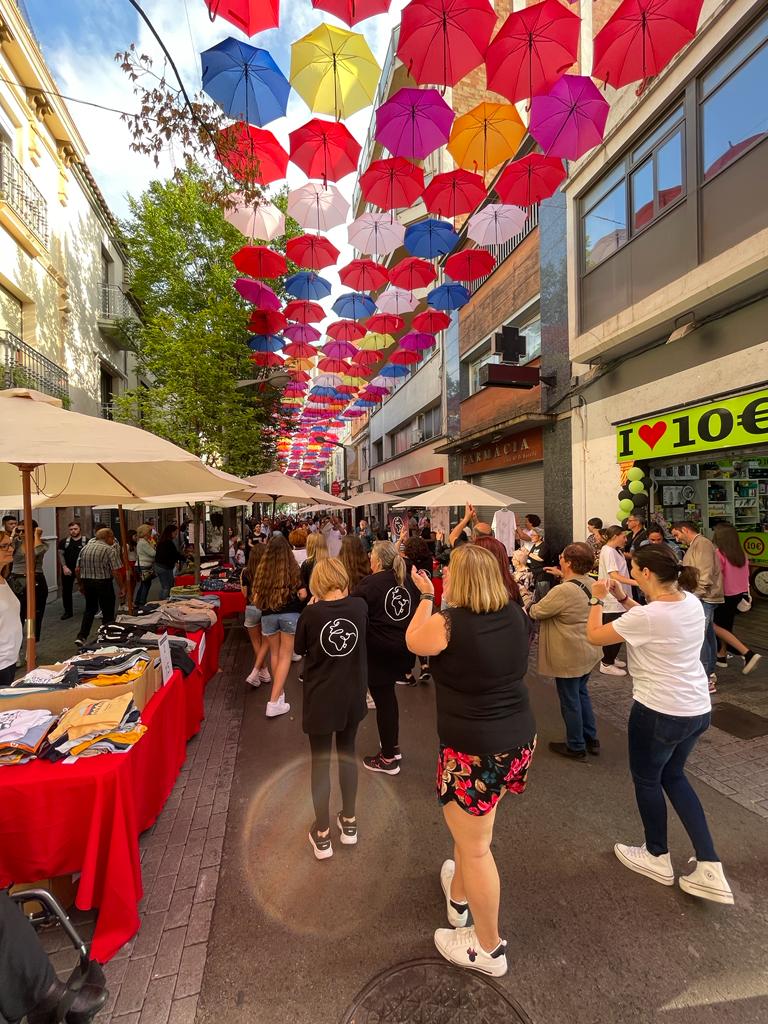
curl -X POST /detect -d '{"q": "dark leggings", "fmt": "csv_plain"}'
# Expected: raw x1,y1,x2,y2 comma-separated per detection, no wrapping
308,720,359,832
714,595,744,654
601,611,624,664
370,683,399,758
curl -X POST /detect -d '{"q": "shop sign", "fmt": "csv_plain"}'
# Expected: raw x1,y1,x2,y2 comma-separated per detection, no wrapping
739,532,768,567
461,428,543,475
617,387,768,461
382,467,444,493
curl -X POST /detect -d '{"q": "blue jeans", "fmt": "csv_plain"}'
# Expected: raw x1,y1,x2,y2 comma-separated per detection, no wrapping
134,573,153,607
261,611,300,636
627,702,718,861
555,674,597,752
700,601,719,676
155,565,175,600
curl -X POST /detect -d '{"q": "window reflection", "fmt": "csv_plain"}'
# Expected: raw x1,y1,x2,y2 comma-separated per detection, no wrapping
584,182,627,270
702,41,768,181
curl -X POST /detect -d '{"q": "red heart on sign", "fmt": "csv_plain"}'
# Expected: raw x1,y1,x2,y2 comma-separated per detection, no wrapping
638,421,667,450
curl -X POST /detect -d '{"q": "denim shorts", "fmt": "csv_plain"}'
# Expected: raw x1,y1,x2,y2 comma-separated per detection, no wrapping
261,611,300,636
244,605,262,628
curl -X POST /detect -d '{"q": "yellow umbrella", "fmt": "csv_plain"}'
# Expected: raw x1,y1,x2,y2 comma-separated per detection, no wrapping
448,102,526,176
285,357,315,372
357,331,394,350
290,23,381,120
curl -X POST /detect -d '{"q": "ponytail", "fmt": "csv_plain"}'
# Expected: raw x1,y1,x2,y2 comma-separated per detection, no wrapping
632,545,700,592
677,564,700,594
372,540,406,585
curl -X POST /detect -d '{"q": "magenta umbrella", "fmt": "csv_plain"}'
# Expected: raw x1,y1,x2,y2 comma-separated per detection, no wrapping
375,87,455,160
398,331,436,351
529,74,610,160
234,277,281,309
283,323,322,343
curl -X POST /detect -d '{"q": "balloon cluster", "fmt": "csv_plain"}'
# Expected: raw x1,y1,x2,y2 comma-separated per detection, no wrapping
617,465,650,525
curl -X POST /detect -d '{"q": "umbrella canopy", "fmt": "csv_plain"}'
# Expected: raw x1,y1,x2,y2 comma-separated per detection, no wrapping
233,277,281,309
201,38,290,127
350,348,384,367
423,169,486,218
346,490,404,507
389,256,436,291
445,248,496,281
289,118,362,183
327,319,367,342
340,259,389,292
412,309,451,333
332,292,377,319
398,0,497,87
287,182,349,232
204,0,279,36
375,287,419,315
317,357,353,374
284,271,332,301
447,102,526,175
224,194,284,241
593,0,704,90
247,334,284,353
322,338,358,359
357,331,394,351
249,350,284,367
404,218,459,258
247,308,287,334
379,363,410,378
241,471,348,506
391,479,523,509
290,23,380,120
284,341,318,359
495,153,566,206
427,282,471,310
529,74,610,160
348,212,405,256
390,349,421,365
485,0,581,104
232,245,286,279
360,157,425,210
398,330,436,351
283,323,321,343
216,122,288,185
311,0,391,25
286,234,340,271
375,86,454,160
467,203,528,246
284,299,326,323
365,313,404,334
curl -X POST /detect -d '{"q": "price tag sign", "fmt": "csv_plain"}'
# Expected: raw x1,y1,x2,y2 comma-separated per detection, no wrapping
158,633,174,686
198,632,206,664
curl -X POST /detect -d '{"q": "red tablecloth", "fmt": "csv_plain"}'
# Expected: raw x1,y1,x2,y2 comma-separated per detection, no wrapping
173,575,246,619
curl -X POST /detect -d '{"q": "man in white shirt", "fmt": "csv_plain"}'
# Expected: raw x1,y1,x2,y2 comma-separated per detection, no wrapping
322,517,345,558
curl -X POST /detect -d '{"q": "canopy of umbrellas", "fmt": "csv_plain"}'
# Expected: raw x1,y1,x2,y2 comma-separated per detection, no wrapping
204,0,704,477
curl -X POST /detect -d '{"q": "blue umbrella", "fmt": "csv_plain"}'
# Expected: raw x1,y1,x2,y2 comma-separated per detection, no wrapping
285,272,332,300
310,386,345,398
427,282,471,311
354,398,378,408
247,334,284,352
404,218,459,258
332,292,377,320
201,38,290,128
379,363,410,378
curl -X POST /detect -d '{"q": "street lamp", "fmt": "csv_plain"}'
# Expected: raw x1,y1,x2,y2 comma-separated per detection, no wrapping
326,439,351,501
235,369,292,390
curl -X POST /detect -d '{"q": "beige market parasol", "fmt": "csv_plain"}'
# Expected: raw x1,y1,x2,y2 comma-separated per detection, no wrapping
390,479,523,509
346,490,404,507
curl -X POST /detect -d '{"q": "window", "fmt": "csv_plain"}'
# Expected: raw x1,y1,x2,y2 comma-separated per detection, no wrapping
417,405,441,441
468,351,499,395
390,425,411,456
519,316,541,362
372,438,383,465
100,367,114,419
701,16,768,182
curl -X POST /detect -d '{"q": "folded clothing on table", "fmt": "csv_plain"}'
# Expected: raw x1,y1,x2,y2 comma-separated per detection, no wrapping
42,692,146,763
0,709,57,764
11,665,80,690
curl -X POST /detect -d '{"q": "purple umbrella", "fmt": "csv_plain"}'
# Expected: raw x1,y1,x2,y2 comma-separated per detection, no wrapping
375,87,455,160
399,331,436,351
529,75,610,161
234,277,281,309
283,322,322,343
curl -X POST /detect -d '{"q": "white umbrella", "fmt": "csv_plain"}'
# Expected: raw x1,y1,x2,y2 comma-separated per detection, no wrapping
467,204,528,247
375,287,419,315
346,490,403,507
348,213,405,257
295,502,351,514
287,183,349,232
391,479,523,509
224,193,285,241
238,471,347,508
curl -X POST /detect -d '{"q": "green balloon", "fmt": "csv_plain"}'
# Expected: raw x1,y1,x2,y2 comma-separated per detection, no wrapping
627,467,644,482
619,498,634,512
617,510,628,523
628,480,646,494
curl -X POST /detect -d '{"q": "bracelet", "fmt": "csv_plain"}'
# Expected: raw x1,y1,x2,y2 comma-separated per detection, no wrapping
420,593,434,602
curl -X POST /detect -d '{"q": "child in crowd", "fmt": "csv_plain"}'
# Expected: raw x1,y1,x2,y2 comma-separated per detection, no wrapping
512,547,534,607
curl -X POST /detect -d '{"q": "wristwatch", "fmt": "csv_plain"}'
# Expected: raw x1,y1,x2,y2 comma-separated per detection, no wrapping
588,597,605,607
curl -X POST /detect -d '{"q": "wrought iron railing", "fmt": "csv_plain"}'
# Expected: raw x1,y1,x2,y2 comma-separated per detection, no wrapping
100,284,133,320
0,142,48,244
469,203,540,294
1,330,68,402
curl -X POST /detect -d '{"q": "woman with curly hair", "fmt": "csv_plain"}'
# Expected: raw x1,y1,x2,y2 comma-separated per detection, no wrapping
252,534,308,718
241,543,270,688
339,534,371,590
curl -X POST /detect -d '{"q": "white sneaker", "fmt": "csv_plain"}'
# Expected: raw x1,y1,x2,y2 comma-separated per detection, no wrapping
434,925,507,977
440,859,468,928
291,652,302,663
308,827,333,860
742,651,762,675
258,668,271,683
336,812,358,846
266,695,290,718
614,659,627,669
614,843,674,885
600,662,627,676
245,668,261,687
679,858,734,905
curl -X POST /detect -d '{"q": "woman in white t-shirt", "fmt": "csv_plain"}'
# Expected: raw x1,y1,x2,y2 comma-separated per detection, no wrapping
0,529,23,683
596,526,635,677
587,544,733,906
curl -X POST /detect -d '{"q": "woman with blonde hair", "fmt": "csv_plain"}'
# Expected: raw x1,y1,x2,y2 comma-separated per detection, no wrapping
134,523,156,607
301,531,328,591
407,543,535,978
241,543,270,688
294,558,369,859
353,540,417,774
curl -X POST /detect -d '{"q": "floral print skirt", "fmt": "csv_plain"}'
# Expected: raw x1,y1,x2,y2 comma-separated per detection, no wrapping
436,738,537,816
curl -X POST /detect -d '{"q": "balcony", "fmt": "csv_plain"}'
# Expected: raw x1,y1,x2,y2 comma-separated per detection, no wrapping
1,330,68,403
0,142,48,252
98,285,137,345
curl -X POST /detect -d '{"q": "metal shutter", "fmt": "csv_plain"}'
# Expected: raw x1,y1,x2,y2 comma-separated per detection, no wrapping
469,464,545,529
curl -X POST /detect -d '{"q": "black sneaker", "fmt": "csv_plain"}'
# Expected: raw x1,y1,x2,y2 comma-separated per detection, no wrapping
548,741,586,760
74,637,85,648
308,824,333,860
363,752,400,775
743,651,762,675
586,738,600,756
337,812,358,845
716,658,728,669
380,745,402,761
396,672,417,686
419,669,432,683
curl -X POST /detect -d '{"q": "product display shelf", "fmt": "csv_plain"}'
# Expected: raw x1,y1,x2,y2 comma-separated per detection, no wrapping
694,477,760,534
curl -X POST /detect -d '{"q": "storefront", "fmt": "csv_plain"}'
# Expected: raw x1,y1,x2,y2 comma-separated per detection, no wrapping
462,426,545,525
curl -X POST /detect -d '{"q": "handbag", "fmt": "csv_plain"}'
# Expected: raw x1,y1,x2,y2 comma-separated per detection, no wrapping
737,592,752,613
137,562,155,583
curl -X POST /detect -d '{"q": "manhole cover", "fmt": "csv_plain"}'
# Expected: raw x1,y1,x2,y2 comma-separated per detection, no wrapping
340,958,533,1024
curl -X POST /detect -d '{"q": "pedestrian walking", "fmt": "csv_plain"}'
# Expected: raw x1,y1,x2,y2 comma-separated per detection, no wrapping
529,543,602,760
134,524,156,607
294,558,369,860
711,522,761,675
75,528,125,647
339,534,372,590
597,526,634,676
241,543,270,688
0,528,22,684
301,532,329,591
671,521,724,690
154,525,184,600
586,545,733,905
406,544,536,977
57,521,86,620
9,520,49,643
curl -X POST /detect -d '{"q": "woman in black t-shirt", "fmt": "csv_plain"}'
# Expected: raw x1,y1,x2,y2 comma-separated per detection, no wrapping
407,543,536,981
294,558,368,860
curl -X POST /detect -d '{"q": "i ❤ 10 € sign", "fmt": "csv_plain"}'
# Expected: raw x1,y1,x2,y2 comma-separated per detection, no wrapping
616,386,768,461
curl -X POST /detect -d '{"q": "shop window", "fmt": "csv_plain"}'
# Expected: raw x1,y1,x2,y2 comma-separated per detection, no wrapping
417,405,441,442
519,315,541,362
701,15,768,182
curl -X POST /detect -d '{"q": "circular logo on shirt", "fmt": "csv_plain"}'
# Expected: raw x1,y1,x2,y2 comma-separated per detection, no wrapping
385,586,412,622
319,618,359,658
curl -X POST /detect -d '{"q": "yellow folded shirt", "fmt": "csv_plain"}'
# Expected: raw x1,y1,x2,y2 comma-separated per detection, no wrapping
48,692,134,744
84,661,149,686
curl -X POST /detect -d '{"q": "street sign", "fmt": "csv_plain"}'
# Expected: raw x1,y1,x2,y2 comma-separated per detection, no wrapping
331,480,341,496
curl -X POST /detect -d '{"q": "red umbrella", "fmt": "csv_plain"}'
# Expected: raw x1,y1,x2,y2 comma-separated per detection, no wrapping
311,0,391,27
289,118,362,184
398,0,497,87
217,123,288,185
412,309,450,332
232,245,287,278
485,0,581,104
423,169,486,217
250,351,285,367
322,339,358,359
390,349,421,365
495,153,565,206
247,308,287,334
360,157,425,210
317,357,353,374
340,259,389,292
287,368,312,381
286,234,340,271
205,0,280,36
389,257,436,291
593,0,704,90
445,248,496,281
284,341,318,359
327,320,367,342
365,313,404,334
351,348,384,367
283,299,325,323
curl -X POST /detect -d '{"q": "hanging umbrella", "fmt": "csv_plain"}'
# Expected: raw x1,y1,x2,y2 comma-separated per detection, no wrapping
391,478,523,509
283,322,321,343
204,0,279,37
327,319,367,342
445,248,496,281
375,287,419,315
397,0,497,87
357,331,394,351
403,217,459,258
348,212,405,256
375,86,454,160
428,282,471,310
362,382,391,397
317,357,353,374
284,272,332,300
234,277,281,309
398,330,436,351
485,0,581,104
201,38,290,127
224,193,284,241
284,341,318,359
593,0,705,91
423,169,486,218
283,299,326,323
390,349,422,365
351,348,385,368
289,118,362,184
467,203,528,246
379,363,410,378
247,308,288,334
216,122,288,185
529,74,610,160
232,245,286,279
332,292,377,319
389,256,436,291
311,0,392,26
412,309,451,333
447,102,526,175
322,338,359,359
287,182,349,232
284,381,309,394
494,153,566,206
286,357,315,372
365,313,404,334
360,157,425,211
290,23,380,120
248,334,284,353
286,234,340,270
340,259,389,292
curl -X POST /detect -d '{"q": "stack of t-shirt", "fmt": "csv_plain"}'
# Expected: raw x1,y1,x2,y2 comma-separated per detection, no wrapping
0,709,58,765
170,584,202,599
200,577,241,593
41,692,146,763
10,665,80,690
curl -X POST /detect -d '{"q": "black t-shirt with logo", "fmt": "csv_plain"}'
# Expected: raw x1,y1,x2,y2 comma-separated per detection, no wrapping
294,595,369,735
352,568,418,678
58,535,87,571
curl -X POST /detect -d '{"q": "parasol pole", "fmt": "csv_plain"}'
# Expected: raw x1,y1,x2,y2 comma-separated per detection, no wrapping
193,502,202,587
117,504,135,614
19,464,38,670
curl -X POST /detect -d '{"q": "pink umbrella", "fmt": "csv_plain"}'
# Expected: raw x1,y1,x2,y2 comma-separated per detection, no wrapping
467,204,528,247
322,338,359,359
375,87,455,159
283,323,322,343
234,277,281,309
376,287,419,315
399,331,436,351
529,74,610,160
